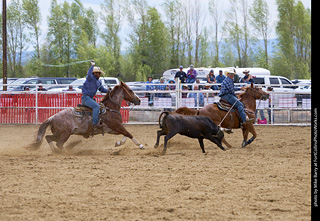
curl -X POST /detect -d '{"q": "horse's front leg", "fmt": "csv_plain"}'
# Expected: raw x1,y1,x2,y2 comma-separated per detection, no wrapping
112,124,144,149
115,136,127,147
241,123,257,148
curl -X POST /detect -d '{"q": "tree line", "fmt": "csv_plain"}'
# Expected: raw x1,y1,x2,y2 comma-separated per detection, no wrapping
0,0,311,81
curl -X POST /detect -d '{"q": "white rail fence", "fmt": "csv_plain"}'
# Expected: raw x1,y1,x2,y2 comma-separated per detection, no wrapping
0,82,311,126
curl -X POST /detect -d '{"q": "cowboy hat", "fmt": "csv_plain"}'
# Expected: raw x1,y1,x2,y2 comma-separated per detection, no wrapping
93,66,104,74
243,69,250,73
224,69,235,76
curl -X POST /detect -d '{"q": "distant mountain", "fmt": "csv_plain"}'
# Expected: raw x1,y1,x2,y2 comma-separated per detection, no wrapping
11,38,280,66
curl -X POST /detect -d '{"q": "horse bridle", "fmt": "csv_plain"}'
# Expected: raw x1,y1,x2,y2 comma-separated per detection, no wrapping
246,87,268,100
122,85,136,103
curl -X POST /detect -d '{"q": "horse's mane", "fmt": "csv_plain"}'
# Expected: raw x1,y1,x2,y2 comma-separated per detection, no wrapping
238,85,252,99
101,85,120,103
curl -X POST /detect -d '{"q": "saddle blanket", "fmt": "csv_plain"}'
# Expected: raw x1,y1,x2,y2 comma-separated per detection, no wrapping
72,103,106,117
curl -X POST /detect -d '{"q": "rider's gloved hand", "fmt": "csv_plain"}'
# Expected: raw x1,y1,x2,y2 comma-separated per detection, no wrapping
91,60,95,66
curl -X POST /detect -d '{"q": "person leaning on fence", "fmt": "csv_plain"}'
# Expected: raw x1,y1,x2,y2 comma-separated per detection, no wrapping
187,85,204,107
168,79,176,90
218,69,254,126
37,83,47,91
241,69,254,84
157,77,170,98
64,85,76,91
81,60,109,130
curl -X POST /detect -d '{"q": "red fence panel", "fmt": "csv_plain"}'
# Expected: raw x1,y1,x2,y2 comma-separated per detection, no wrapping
0,93,129,124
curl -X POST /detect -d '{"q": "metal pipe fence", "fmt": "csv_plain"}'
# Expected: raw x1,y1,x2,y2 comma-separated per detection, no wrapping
0,82,311,126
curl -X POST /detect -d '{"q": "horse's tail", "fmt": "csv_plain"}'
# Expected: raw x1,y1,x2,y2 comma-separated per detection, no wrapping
158,111,170,128
175,107,199,115
25,116,53,150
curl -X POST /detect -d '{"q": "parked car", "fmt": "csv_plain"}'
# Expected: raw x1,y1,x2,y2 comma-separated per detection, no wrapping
7,77,78,91
47,77,120,92
0,78,19,91
241,75,311,106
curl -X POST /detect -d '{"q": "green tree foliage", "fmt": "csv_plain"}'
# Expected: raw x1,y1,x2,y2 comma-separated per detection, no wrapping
275,0,311,79
0,0,311,80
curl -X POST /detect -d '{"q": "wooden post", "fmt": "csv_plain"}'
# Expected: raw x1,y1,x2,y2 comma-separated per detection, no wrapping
2,0,7,91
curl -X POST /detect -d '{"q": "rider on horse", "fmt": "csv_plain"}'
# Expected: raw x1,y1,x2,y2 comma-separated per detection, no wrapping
218,69,254,127
81,60,109,130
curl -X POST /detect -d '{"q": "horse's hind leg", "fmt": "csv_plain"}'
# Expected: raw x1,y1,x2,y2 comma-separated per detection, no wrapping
56,133,70,150
45,135,58,153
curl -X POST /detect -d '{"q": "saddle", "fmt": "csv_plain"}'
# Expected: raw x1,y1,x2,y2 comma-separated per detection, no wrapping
214,99,241,129
215,99,235,112
72,103,106,117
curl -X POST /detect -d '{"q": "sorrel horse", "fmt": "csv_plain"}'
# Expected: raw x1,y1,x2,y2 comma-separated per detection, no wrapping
27,82,144,153
176,83,269,148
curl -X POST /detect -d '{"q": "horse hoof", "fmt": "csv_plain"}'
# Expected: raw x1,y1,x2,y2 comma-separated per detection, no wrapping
154,144,158,148
139,144,144,149
115,141,121,147
241,140,247,148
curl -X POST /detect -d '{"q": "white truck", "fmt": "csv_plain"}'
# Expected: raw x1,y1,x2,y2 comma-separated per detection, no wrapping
163,67,270,82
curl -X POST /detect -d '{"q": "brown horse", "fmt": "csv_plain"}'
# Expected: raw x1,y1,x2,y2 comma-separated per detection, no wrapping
27,82,144,153
176,83,269,148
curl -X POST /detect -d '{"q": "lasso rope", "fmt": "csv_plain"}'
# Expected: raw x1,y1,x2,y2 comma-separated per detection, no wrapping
42,60,91,67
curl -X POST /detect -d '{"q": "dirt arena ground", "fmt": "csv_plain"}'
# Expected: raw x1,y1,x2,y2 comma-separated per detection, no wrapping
0,124,311,220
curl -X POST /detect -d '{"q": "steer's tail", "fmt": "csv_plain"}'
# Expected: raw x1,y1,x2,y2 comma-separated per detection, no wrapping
158,111,170,128
25,116,53,150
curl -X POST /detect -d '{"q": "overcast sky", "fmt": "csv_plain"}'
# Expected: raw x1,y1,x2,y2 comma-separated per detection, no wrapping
1,0,312,51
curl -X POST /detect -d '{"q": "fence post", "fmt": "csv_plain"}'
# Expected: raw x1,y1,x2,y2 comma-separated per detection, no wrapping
175,79,179,109
35,85,38,125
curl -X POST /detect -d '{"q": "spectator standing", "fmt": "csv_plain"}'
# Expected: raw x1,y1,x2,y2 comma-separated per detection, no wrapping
267,87,274,124
174,66,187,83
233,69,240,83
146,76,155,105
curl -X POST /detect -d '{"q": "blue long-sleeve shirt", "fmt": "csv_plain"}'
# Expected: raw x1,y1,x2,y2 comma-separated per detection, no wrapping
82,65,108,98
146,81,155,91
219,76,236,97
